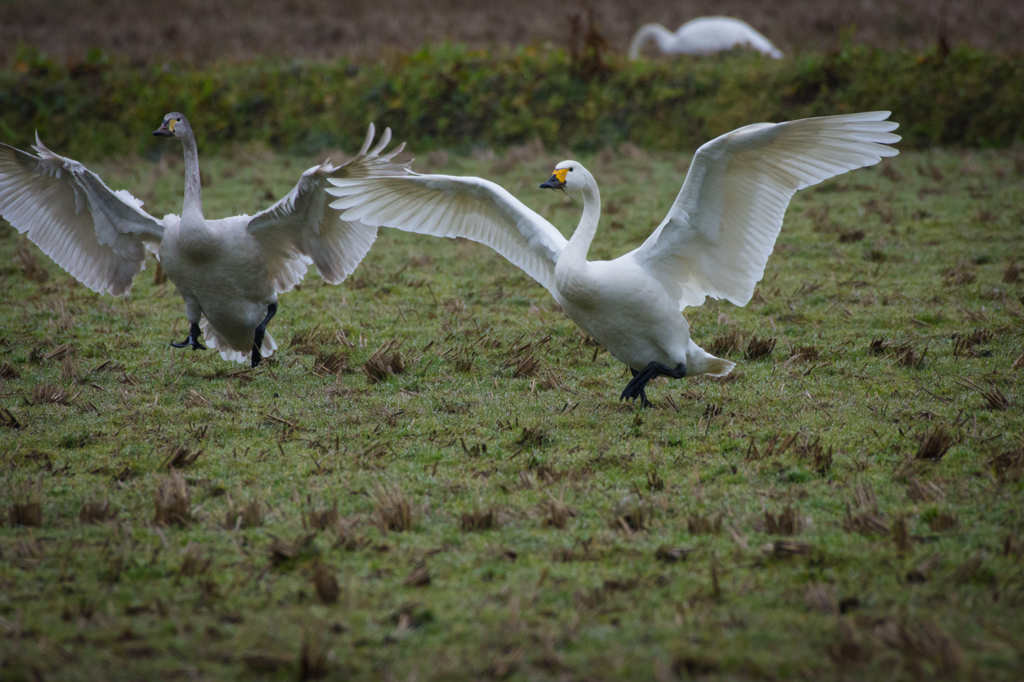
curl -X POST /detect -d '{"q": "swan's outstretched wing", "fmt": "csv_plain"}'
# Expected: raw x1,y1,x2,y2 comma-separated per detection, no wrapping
247,124,408,293
0,134,166,295
325,173,567,297
632,112,900,309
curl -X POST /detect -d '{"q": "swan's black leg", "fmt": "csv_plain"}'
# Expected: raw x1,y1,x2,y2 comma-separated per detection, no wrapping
623,369,652,409
620,362,686,408
170,323,206,351
621,365,658,405
251,302,278,368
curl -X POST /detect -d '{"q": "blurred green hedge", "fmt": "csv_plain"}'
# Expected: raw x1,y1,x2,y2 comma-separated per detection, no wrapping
1,43,1021,159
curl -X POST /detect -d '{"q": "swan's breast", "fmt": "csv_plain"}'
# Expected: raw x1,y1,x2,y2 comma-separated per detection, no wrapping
553,260,597,304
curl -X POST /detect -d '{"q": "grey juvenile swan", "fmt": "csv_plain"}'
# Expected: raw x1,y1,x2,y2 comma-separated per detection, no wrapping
0,114,405,367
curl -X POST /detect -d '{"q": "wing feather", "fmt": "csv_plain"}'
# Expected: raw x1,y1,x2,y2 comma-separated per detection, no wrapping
246,123,407,292
632,112,900,309
0,136,166,295
326,173,567,297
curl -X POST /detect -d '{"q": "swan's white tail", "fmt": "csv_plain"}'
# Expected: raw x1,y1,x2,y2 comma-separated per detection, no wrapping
687,341,736,377
701,356,736,377
199,318,277,365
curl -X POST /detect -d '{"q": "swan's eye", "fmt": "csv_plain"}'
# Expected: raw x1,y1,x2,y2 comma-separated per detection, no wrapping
569,167,574,172
176,118,181,122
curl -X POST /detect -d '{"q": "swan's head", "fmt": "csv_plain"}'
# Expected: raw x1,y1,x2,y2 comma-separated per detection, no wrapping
153,112,190,139
539,161,591,192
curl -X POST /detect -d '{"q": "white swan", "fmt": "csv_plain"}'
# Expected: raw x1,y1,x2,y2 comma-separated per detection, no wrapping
629,17,783,60
326,112,899,406
0,115,404,367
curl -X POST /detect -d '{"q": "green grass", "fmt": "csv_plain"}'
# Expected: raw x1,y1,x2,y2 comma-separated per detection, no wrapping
1,143,1023,681
3,43,1024,161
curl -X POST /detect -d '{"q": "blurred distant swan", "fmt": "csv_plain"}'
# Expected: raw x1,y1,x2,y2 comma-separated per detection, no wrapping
0,117,403,367
629,16,783,60
326,113,899,406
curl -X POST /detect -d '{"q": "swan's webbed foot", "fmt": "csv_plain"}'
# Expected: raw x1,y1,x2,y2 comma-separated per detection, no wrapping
170,323,206,351
251,302,278,368
619,362,686,409
621,369,653,408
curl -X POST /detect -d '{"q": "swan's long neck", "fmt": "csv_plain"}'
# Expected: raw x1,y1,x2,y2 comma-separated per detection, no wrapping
181,130,204,223
561,180,601,266
628,24,675,59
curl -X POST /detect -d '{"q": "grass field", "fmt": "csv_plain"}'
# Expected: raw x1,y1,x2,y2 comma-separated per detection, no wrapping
1,140,1023,680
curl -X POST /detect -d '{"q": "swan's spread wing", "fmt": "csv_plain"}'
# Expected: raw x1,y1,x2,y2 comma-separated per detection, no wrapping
247,124,407,293
0,135,166,295
326,174,567,296
633,112,900,309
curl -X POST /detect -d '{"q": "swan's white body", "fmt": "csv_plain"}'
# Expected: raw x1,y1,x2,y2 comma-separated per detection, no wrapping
554,253,724,377
0,121,403,364
629,17,783,60
326,112,900,402
159,214,279,362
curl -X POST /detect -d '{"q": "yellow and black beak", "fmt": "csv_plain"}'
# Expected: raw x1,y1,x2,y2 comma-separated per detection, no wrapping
539,168,568,190
152,119,176,137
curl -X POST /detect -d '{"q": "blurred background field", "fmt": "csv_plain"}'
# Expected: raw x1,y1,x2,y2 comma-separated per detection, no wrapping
2,43,1023,167
1,0,1022,65
1,0,1023,162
